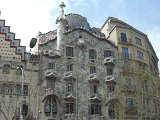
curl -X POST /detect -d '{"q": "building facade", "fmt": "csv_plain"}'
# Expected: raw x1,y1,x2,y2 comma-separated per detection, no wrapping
101,17,160,119
0,2,159,120
0,18,38,120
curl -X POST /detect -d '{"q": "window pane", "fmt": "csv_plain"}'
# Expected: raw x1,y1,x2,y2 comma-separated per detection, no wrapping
120,33,127,42
67,64,73,71
66,46,73,57
104,50,113,57
135,37,142,46
48,62,55,70
89,49,96,59
3,64,10,74
90,66,96,74
107,68,113,75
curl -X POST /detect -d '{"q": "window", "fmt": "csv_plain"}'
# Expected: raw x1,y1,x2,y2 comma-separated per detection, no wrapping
22,104,28,117
122,47,129,58
89,49,96,59
107,85,115,94
135,37,142,46
67,64,73,71
90,84,98,94
126,98,136,109
64,103,75,114
137,50,144,60
104,50,113,57
142,80,148,91
90,66,96,74
44,97,57,117
3,64,10,74
66,46,73,57
108,102,115,118
107,68,113,75
16,65,23,75
120,33,127,42
89,104,101,115
23,85,28,95
46,81,55,89
66,83,74,92
48,62,55,70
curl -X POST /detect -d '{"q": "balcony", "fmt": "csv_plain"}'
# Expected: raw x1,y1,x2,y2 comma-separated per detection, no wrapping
103,57,115,66
121,52,132,59
125,106,137,115
44,69,57,80
122,85,136,92
106,93,117,106
63,72,76,82
88,115,105,120
88,73,100,84
119,37,131,44
43,49,62,58
63,92,76,102
89,93,102,102
63,114,77,120
105,75,116,84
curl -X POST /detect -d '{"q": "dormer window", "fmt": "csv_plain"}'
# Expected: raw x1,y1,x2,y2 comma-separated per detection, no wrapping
3,64,10,74
89,49,96,59
66,46,73,57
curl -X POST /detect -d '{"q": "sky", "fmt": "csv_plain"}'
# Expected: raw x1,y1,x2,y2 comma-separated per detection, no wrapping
0,0,160,67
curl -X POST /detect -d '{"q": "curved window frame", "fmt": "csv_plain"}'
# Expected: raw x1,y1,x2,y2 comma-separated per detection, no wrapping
44,96,58,117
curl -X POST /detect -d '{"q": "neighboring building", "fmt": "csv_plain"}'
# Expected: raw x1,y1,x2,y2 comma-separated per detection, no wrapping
0,18,38,120
101,17,160,119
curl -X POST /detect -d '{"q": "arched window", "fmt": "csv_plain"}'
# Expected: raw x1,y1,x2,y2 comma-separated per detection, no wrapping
3,64,10,74
44,96,57,117
22,104,28,117
89,49,96,59
108,101,115,118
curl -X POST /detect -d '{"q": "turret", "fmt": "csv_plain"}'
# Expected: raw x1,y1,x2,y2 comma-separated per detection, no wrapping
56,2,67,50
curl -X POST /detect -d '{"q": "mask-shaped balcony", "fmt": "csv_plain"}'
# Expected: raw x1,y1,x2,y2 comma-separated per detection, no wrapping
88,73,100,84
122,85,136,92
106,93,118,106
43,50,49,55
63,92,76,102
88,115,105,120
49,50,61,58
125,106,138,115
63,114,77,120
89,94,102,102
43,49,62,58
105,75,116,84
63,72,76,82
103,57,115,66
45,88,58,96
44,69,57,80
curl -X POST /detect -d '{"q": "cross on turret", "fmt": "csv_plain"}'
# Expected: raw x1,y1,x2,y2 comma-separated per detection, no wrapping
59,2,66,16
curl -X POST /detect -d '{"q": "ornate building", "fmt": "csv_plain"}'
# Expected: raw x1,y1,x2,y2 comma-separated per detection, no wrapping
37,2,118,120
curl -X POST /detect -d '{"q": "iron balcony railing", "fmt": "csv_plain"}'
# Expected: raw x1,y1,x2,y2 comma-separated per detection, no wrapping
121,52,132,59
119,37,131,44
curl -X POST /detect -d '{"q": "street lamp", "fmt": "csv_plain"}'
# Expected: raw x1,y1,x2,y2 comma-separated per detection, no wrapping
17,66,24,120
